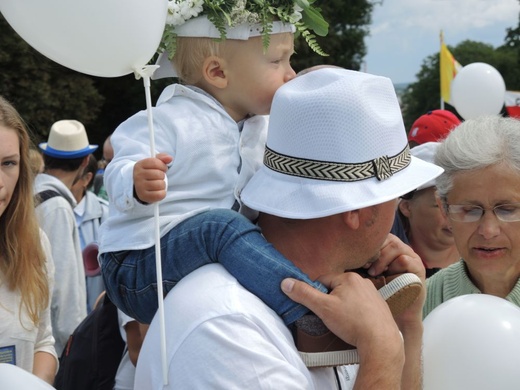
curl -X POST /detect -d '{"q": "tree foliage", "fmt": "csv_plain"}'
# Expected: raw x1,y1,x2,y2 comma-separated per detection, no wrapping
501,10,520,89
292,0,374,72
0,15,104,146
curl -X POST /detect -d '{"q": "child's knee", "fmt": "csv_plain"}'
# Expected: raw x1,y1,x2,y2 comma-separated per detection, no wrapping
206,208,247,224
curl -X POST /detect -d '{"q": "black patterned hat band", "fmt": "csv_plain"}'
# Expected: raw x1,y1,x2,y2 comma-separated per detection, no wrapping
263,145,411,182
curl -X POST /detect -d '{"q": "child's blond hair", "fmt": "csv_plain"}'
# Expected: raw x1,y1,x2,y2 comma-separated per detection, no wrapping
173,37,225,85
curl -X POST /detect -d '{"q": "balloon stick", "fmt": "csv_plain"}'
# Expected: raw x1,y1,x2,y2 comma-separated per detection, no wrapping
134,65,168,386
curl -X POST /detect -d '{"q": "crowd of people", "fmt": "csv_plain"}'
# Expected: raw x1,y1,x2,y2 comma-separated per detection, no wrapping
2,1,520,389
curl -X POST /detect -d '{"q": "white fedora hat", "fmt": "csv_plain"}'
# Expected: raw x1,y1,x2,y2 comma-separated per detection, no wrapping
39,120,97,158
241,68,444,219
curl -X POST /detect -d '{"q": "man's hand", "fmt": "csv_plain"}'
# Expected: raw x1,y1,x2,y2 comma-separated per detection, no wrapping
281,273,405,388
281,273,402,354
133,153,173,204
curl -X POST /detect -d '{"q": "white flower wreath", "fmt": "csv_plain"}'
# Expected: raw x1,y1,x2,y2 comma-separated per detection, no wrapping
159,0,329,58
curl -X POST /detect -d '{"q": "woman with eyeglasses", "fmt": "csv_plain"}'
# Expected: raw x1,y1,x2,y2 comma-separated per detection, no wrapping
423,116,520,317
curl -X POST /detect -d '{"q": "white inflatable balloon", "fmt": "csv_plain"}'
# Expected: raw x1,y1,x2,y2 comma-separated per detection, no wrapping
0,0,167,77
451,62,506,120
423,294,520,390
0,363,55,389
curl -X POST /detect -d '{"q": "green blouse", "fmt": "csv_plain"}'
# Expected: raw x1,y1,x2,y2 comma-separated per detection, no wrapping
423,259,520,318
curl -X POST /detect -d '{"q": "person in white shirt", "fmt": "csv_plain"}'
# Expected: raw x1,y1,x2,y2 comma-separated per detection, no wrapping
135,67,443,389
35,119,95,354
71,154,109,312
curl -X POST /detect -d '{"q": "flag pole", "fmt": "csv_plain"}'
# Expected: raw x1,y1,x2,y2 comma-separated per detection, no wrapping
440,30,445,110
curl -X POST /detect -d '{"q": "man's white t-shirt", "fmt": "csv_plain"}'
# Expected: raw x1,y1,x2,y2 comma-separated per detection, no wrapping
135,264,358,389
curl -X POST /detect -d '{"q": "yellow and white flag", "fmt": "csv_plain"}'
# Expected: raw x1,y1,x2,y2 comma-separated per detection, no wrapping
440,41,462,105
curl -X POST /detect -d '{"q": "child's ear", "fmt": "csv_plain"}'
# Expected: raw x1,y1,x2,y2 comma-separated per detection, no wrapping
202,55,228,89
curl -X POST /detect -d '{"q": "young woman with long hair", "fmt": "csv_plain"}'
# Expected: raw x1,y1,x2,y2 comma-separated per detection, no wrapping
0,96,57,384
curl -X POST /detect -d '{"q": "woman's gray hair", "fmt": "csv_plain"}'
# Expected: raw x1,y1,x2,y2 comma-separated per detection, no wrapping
435,116,520,198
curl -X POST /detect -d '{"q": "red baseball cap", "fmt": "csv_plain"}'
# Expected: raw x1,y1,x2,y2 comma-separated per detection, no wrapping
408,110,461,145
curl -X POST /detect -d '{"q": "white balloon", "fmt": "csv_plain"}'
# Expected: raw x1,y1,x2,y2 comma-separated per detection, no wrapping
0,0,167,77
451,62,506,120
0,363,55,389
423,294,520,390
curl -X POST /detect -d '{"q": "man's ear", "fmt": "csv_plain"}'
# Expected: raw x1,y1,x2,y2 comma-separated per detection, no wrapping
201,55,228,89
342,210,360,230
398,199,411,218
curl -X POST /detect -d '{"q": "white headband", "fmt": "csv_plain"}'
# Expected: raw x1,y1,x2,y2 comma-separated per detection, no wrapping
175,15,295,39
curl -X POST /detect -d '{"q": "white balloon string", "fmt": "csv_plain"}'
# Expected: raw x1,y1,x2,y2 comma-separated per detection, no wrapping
136,65,169,386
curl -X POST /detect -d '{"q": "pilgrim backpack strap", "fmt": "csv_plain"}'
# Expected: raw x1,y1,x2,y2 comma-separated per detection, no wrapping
35,189,61,206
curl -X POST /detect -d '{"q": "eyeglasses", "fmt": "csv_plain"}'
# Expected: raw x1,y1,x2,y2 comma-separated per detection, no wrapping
445,203,520,223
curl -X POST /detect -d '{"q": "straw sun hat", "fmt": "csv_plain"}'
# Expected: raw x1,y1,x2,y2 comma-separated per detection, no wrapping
39,120,97,158
241,68,444,219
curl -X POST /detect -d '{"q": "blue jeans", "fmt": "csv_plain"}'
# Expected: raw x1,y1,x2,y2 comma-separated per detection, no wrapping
100,209,328,325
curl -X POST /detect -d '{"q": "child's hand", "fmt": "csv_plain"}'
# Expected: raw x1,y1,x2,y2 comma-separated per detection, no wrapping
365,233,426,328
133,153,173,204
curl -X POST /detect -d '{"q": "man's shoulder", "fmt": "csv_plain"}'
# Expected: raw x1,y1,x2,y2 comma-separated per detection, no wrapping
158,264,289,342
35,190,73,209
166,264,266,314
85,191,109,209
34,174,76,207
137,265,319,389
35,189,61,205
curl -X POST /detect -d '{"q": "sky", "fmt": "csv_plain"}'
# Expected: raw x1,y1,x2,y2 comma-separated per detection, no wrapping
364,0,520,85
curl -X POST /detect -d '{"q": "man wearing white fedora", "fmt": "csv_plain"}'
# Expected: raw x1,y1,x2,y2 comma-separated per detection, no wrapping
34,119,97,354
135,68,443,388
